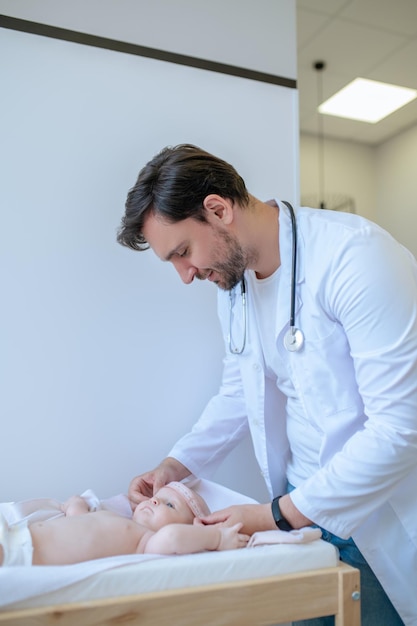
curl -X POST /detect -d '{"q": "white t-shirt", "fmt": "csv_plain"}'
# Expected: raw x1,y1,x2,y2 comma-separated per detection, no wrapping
247,269,322,486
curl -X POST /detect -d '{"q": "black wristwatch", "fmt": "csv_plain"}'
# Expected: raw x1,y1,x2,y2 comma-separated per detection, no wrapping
271,496,293,531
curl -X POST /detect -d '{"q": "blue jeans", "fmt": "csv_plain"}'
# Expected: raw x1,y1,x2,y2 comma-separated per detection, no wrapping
292,529,404,626
285,485,404,626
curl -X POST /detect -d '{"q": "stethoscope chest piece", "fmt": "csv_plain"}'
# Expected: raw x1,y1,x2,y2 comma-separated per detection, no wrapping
283,327,304,352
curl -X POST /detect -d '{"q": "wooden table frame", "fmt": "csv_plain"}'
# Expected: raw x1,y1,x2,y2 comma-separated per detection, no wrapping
0,562,360,626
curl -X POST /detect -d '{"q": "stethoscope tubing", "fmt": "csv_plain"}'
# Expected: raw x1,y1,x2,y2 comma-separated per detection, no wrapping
228,277,246,354
229,201,304,354
282,201,297,329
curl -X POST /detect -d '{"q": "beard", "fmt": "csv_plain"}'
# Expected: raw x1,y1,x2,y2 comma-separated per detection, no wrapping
197,228,257,291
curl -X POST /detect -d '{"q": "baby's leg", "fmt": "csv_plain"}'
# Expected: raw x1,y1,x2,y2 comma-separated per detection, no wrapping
14,498,64,520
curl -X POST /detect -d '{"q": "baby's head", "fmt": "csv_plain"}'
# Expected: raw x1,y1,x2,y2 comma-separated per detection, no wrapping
165,481,211,519
133,481,210,530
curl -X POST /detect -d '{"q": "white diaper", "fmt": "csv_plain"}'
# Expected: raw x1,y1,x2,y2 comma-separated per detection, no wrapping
0,513,33,566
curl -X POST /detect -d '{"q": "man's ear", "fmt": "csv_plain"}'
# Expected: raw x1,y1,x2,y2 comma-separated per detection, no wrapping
203,194,234,225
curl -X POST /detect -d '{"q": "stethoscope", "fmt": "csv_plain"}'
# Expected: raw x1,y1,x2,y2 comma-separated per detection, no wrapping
228,201,304,354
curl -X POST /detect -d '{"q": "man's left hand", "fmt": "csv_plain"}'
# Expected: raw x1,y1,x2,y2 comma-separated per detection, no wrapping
197,503,276,535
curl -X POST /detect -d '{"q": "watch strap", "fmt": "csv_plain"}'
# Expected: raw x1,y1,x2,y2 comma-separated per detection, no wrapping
271,496,293,531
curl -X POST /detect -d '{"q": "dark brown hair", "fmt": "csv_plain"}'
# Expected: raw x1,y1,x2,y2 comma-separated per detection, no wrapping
117,144,249,250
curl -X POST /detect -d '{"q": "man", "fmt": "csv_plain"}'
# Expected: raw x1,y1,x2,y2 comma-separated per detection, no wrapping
117,144,417,626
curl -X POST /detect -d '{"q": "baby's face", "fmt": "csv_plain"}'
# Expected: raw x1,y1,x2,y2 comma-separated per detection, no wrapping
133,486,195,531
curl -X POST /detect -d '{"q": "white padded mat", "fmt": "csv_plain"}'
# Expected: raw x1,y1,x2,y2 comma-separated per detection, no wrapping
6,539,339,610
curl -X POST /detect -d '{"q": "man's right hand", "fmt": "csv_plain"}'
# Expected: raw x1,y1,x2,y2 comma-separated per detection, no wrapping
128,457,191,507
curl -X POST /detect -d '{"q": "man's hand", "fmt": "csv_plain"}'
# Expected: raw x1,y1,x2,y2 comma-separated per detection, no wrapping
198,503,276,535
128,457,190,507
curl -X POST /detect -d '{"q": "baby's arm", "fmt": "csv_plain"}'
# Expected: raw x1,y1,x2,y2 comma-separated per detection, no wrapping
143,522,249,555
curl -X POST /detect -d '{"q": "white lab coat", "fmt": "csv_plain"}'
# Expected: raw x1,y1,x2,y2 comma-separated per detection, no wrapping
170,203,417,624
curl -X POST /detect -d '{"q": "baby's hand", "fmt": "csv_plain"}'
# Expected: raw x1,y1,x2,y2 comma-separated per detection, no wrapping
217,523,250,550
62,495,90,516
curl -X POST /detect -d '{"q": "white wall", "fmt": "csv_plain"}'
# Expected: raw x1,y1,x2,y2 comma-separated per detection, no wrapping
0,1,297,503
299,133,377,221
376,123,417,259
0,0,297,80
300,126,417,260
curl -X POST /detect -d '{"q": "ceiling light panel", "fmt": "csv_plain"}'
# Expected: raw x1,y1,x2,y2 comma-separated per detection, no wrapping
318,78,417,123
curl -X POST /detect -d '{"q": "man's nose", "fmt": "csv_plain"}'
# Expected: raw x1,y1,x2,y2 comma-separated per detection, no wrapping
174,259,197,284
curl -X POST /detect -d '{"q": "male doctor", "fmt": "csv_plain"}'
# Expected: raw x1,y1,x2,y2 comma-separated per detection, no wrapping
117,144,417,626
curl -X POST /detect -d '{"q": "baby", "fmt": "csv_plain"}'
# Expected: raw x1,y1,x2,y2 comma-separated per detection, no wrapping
0,482,249,566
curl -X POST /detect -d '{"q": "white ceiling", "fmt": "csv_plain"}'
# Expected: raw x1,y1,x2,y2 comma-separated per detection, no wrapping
297,0,417,145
